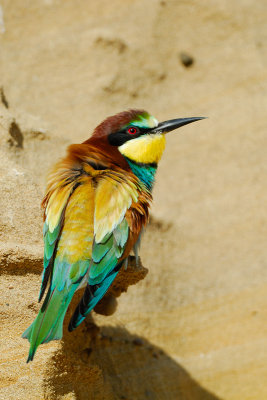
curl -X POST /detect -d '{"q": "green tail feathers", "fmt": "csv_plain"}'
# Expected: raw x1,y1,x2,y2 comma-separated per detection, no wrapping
23,256,123,362
22,286,75,363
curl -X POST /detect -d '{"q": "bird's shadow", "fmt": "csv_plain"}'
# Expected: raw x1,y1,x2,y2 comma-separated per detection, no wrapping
42,308,221,400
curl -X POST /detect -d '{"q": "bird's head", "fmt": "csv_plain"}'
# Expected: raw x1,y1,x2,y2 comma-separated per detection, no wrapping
90,109,205,165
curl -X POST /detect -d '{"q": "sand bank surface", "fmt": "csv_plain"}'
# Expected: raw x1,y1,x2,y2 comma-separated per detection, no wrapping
0,1,267,399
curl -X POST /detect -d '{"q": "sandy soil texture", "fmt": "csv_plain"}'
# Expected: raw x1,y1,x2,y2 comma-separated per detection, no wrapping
0,1,267,399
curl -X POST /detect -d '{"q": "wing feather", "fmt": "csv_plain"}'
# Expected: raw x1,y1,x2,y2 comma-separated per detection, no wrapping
94,172,139,243
68,171,148,330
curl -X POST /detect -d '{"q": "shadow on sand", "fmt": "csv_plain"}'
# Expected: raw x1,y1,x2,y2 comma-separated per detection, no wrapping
43,314,221,400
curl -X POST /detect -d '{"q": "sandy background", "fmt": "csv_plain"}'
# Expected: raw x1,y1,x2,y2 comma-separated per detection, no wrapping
1,0,267,399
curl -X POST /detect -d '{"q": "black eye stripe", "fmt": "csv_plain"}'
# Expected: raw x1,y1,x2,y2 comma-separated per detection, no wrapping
108,132,129,146
108,126,148,146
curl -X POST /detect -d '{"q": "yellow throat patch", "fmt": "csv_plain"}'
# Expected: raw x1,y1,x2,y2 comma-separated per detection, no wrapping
118,134,166,164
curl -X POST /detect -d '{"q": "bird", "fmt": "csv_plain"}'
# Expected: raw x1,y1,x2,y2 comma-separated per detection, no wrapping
22,109,204,362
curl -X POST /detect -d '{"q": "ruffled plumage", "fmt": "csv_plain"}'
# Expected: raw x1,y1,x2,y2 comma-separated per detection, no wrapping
23,115,153,361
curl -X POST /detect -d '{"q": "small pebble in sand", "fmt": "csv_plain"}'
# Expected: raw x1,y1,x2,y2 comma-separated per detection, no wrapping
179,52,194,68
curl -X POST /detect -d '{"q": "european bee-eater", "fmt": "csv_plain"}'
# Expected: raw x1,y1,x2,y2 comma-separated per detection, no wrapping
22,109,204,362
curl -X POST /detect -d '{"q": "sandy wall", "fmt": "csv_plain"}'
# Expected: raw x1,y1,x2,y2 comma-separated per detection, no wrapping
1,1,267,399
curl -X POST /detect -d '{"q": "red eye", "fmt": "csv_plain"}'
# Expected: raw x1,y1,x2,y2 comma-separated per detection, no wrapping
127,127,138,135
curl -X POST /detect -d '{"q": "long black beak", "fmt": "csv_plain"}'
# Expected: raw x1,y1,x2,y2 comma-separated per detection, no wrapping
151,117,206,134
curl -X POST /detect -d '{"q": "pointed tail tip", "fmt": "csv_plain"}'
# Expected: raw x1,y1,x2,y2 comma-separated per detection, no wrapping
26,355,32,363
22,324,35,362
26,349,35,363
